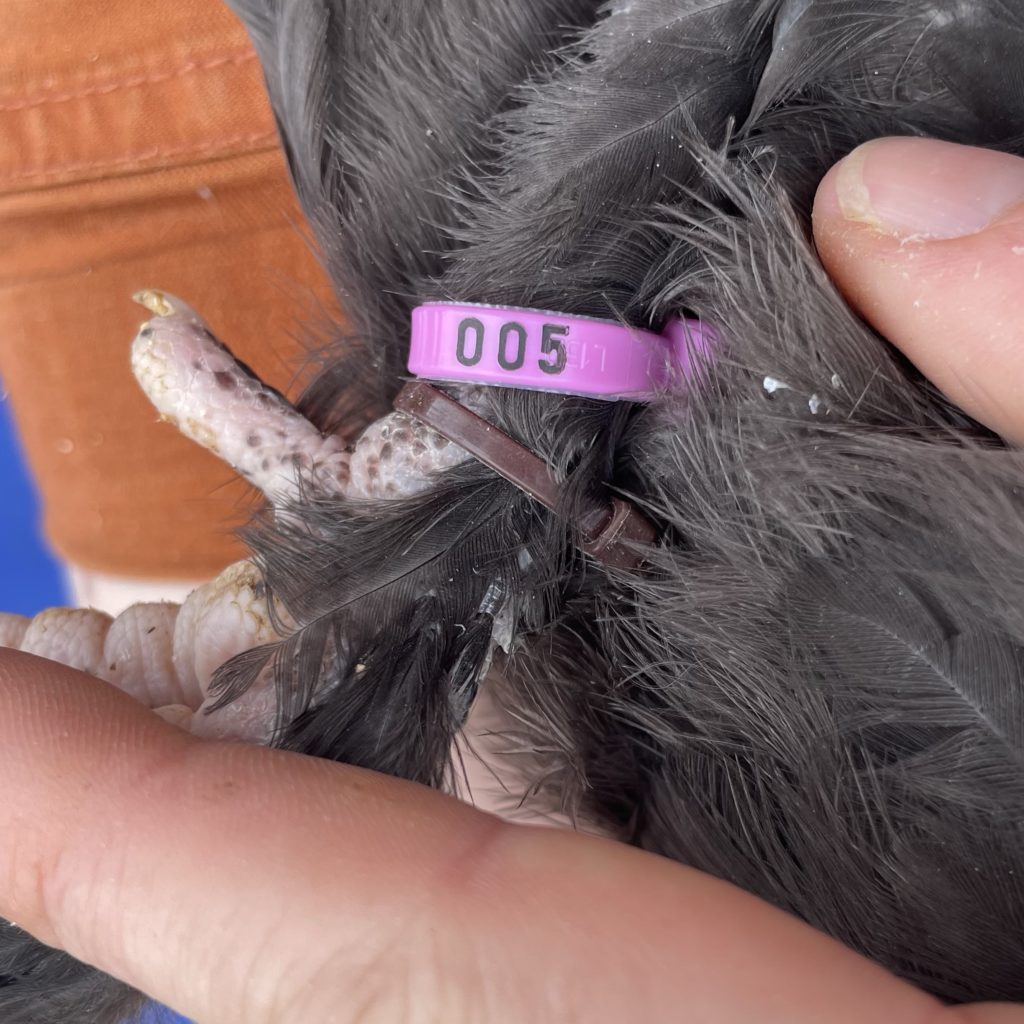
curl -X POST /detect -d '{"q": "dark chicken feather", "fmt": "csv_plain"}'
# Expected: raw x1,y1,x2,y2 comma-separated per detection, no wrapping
226,0,602,422
441,0,770,319
3,0,1024,1019
743,0,1024,203
236,472,535,781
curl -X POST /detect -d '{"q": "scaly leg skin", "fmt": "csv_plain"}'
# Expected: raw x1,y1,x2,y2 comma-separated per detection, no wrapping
0,290,475,745
130,289,471,504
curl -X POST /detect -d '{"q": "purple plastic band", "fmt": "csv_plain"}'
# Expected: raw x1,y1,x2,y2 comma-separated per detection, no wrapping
409,302,715,401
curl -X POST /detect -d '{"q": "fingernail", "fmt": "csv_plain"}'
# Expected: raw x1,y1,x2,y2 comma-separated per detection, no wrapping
835,137,1024,240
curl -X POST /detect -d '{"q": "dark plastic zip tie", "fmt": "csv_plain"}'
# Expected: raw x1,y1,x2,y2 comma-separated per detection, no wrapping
394,381,655,570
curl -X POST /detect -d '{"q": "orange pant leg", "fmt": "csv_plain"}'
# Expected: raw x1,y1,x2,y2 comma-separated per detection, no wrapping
0,0,333,587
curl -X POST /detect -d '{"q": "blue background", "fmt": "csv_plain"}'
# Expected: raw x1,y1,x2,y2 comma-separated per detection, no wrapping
0,395,65,614
0,396,190,1024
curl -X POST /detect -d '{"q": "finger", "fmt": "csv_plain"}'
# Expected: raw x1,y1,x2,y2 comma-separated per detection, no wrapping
812,136,1024,442
0,649,1000,1024
960,1009,1024,1024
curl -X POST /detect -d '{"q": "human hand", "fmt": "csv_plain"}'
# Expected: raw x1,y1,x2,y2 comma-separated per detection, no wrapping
0,646,1009,1024
0,135,1023,1023
813,135,1024,443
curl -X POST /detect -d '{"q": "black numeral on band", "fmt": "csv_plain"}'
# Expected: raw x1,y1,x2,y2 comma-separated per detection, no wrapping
539,323,568,375
452,317,567,375
497,321,527,370
456,317,485,366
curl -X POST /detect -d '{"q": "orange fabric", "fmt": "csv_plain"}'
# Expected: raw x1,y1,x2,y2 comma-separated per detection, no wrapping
0,0,334,579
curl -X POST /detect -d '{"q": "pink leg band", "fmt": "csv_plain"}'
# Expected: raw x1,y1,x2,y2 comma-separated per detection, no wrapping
408,303,715,401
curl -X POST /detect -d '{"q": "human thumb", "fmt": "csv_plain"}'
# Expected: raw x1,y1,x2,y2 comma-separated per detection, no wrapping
813,136,1024,442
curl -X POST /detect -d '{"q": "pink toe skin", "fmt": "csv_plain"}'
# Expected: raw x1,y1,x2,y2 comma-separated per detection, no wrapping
98,603,186,708
153,704,194,731
18,608,113,677
190,674,277,744
187,561,286,702
0,614,31,650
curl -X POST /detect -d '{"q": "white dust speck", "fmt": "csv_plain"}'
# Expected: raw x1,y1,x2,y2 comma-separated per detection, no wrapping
808,394,822,415
763,376,790,394
196,185,213,201
55,438,74,454
830,373,842,389
1013,246,1024,256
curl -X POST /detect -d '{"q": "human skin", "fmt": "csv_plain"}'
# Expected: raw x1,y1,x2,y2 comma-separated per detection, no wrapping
0,136,1022,1023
